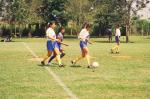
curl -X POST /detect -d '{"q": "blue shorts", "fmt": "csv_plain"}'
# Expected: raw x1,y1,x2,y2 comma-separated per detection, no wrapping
47,40,54,51
115,36,120,44
47,40,57,51
80,41,87,49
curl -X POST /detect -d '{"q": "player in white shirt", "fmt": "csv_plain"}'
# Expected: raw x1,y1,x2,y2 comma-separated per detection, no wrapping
41,21,64,67
111,24,121,54
48,27,66,65
71,23,92,68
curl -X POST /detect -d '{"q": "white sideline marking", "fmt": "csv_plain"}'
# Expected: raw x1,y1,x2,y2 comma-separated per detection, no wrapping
22,42,78,99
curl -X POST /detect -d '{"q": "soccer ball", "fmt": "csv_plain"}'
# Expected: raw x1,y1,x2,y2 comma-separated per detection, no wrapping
91,62,99,68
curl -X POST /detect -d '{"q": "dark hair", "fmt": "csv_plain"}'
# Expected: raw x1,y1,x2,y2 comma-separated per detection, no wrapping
82,22,88,28
82,22,91,29
116,24,120,28
58,26,65,33
85,23,91,29
48,21,56,27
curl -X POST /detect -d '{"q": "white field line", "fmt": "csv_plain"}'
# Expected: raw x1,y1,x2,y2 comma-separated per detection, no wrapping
22,42,78,99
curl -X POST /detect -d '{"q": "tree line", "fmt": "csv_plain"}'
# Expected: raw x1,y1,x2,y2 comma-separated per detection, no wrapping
0,0,150,42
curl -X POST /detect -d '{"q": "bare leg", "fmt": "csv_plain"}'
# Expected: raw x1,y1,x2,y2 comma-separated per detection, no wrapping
54,48,62,65
83,47,91,66
41,51,52,65
74,49,85,63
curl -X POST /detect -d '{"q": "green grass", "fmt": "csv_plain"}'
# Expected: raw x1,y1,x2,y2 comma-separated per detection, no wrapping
0,36,150,99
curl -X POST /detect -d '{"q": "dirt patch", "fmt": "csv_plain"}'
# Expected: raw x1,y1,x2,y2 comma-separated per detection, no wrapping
112,55,132,60
112,55,150,60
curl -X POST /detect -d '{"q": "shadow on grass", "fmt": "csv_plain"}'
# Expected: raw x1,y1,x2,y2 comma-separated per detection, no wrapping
0,40,26,43
38,63,58,67
1,40,16,42
38,64,43,66
70,65,82,68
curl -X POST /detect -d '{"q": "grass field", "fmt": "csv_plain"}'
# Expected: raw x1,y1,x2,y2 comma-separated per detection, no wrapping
0,36,150,99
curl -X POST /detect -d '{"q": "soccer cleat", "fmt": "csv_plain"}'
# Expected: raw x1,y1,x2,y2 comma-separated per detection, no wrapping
71,60,76,65
47,62,51,66
87,65,92,68
60,53,66,58
41,61,45,66
116,51,120,54
87,66,90,68
59,64,65,67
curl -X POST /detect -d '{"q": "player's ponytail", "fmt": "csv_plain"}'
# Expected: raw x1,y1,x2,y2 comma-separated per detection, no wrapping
82,22,88,29
85,23,91,29
47,21,56,28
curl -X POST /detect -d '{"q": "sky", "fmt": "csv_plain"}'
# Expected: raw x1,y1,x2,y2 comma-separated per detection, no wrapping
136,2,150,19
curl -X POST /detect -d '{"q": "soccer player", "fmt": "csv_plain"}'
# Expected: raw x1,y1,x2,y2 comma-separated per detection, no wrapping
111,24,121,54
41,21,64,67
71,23,92,68
48,27,66,65
107,27,112,43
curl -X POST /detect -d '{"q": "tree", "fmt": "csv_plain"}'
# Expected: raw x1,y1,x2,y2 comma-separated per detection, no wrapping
0,0,3,18
39,0,68,25
115,0,149,42
25,0,43,24
10,0,29,37
0,0,12,21
65,0,96,31
93,0,122,36
93,0,149,41
1,0,44,37
25,0,44,37
135,19,150,36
